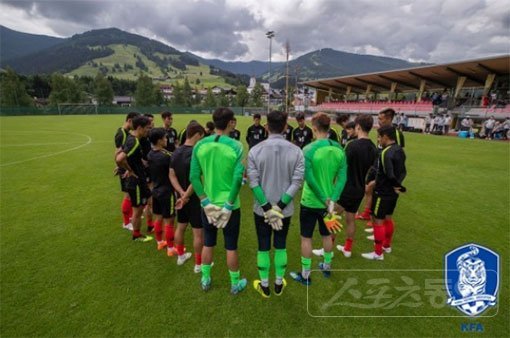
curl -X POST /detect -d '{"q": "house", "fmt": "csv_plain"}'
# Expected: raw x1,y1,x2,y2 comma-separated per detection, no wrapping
113,96,134,106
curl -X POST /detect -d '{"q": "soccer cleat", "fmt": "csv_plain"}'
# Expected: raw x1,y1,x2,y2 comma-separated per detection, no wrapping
231,278,248,295
132,234,153,242
177,252,192,266
361,251,384,261
157,241,167,250
355,212,371,221
289,272,311,286
122,223,133,231
201,278,211,292
167,247,177,257
318,262,331,278
253,280,271,298
336,244,352,258
383,246,392,254
365,227,374,233
312,248,324,257
274,279,287,296
366,235,375,241
194,264,202,274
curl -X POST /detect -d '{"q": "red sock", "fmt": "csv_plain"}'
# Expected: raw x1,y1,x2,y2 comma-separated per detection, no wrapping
121,197,132,225
147,214,153,228
362,206,371,217
383,219,395,248
195,253,202,265
133,229,141,237
176,244,185,256
373,225,386,256
154,220,163,242
344,238,353,251
165,224,174,247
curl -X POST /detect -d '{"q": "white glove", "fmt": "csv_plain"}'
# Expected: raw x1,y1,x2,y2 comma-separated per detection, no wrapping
215,202,233,229
201,198,222,224
327,199,337,216
264,205,284,231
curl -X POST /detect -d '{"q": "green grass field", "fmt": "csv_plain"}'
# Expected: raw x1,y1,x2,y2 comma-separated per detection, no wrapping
0,114,508,337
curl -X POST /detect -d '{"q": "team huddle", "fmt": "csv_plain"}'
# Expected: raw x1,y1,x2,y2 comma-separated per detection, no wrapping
113,107,407,297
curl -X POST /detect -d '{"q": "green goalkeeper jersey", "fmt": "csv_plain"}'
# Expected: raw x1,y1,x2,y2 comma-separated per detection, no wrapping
301,138,347,209
190,134,244,209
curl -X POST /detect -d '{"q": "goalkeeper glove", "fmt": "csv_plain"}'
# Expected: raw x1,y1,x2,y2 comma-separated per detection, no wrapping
201,198,222,224
215,202,234,229
323,214,343,234
327,199,337,215
263,205,284,231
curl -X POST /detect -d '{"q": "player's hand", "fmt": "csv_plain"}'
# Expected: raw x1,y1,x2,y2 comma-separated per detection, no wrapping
175,197,189,210
263,206,284,231
201,198,222,224
122,170,138,179
113,167,120,176
326,199,337,215
394,186,407,194
323,214,343,234
215,202,234,229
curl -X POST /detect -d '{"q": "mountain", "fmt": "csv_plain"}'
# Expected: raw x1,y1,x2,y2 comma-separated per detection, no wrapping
2,27,247,88
263,48,427,88
0,25,64,62
187,52,283,77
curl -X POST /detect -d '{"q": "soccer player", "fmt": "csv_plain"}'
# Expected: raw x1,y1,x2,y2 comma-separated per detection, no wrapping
356,108,405,221
178,120,198,145
328,119,339,142
170,122,206,271
335,115,377,257
336,114,350,147
115,115,153,242
161,111,179,152
246,113,267,148
229,117,241,140
114,112,139,231
344,121,357,143
362,125,406,260
205,121,215,136
283,123,294,142
292,113,313,149
290,112,347,285
190,107,247,294
247,110,305,297
147,128,177,252
142,113,155,233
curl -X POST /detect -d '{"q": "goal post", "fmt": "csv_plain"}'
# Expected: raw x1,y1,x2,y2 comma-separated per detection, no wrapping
57,103,98,115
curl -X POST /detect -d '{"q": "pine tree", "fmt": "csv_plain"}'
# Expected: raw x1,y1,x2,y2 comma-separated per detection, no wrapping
0,68,33,106
94,73,114,105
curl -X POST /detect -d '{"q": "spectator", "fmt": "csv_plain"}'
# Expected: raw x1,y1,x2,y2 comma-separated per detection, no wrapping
502,117,510,140
438,115,445,134
484,116,496,140
398,113,406,131
432,115,440,133
460,117,470,132
444,114,452,135
424,114,432,133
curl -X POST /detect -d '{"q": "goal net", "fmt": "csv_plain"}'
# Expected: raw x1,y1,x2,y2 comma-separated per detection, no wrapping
57,103,98,115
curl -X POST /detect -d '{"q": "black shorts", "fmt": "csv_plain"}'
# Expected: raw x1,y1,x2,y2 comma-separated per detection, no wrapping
152,191,175,218
126,180,151,207
202,209,241,250
338,194,364,213
177,198,202,228
145,167,151,184
254,213,291,251
119,176,129,193
371,193,399,219
299,205,329,238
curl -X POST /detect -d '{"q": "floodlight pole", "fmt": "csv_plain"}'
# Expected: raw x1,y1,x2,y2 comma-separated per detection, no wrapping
266,31,275,115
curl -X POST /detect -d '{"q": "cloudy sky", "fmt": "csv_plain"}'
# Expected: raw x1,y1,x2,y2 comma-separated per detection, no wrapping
1,0,508,62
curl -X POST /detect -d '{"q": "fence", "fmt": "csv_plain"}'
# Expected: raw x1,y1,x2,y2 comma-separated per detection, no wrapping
0,105,268,116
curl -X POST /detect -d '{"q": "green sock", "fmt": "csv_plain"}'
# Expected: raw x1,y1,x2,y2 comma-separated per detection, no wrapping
229,270,240,286
301,256,312,279
274,249,287,284
324,251,333,264
201,264,211,283
257,251,270,286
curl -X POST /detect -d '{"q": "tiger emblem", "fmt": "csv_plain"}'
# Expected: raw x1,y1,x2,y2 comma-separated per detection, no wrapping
456,246,486,298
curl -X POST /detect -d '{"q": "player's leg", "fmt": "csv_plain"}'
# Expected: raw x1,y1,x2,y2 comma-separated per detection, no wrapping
130,184,152,242
290,206,315,285
174,201,191,264
383,196,398,252
253,213,272,297
121,188,132,230
357,180,375,220
337,196,362,257
188,199,204,273
164,194,177,256
224,209,247,295
362,195,385,260
151,195,166,250
200,210,217,291
273,217,290,296
318,215,333,277
145,198,154,233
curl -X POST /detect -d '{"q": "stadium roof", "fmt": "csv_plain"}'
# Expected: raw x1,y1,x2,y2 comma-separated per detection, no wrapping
304,55,510,94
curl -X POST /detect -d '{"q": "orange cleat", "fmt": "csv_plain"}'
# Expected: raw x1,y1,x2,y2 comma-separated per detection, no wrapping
157,241,167,251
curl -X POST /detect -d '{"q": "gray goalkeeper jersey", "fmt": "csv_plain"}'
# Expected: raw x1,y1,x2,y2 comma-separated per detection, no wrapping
247,134,305,217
